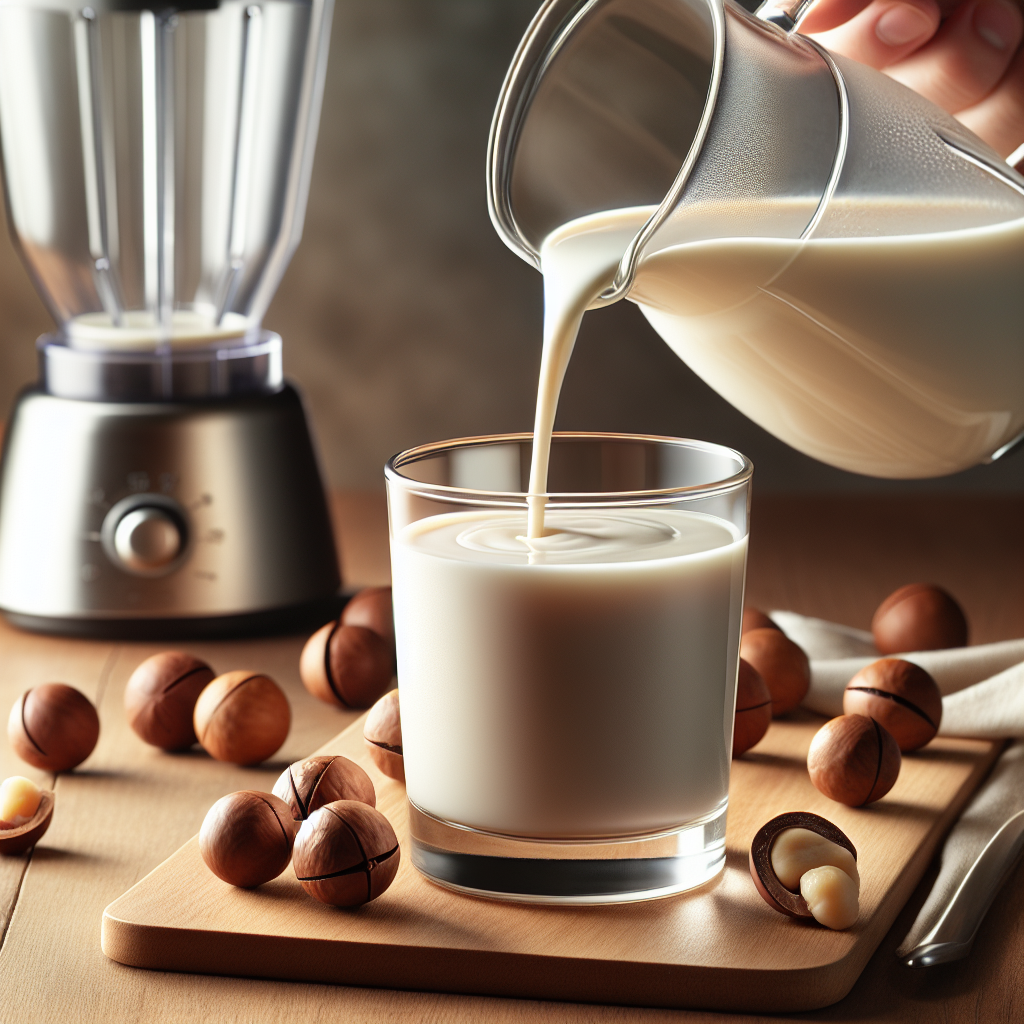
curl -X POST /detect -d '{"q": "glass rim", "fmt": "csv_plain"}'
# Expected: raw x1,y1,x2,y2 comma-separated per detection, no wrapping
385,431,752,506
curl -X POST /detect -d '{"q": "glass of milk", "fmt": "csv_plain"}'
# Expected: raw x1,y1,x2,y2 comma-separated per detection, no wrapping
386,432,751,903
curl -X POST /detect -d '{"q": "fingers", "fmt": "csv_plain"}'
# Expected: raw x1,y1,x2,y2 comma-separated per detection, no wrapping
799,0,876,33
802,0,1024,152
884,0,1024,112
952,44,1024,155
806,0,942,68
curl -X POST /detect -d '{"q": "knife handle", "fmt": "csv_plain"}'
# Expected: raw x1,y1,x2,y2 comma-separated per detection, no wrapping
902,809,1024,968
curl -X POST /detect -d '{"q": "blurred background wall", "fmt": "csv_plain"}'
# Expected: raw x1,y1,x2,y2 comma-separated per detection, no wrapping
0,0,1020,495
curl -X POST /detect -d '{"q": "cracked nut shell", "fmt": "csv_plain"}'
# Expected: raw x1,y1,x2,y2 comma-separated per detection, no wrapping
733,659,772,757
807,714,901,806
273,755,376,820
363,689,404,783
740,628,810,717
199,790,296,888
293,799,400,907
193,671,291,765
8,684,100,773
843,659,942,752
872,583,967,654
125,651,215,751
341,587,395,653
0,790,55,856
300,622,393,710
749,811,857,919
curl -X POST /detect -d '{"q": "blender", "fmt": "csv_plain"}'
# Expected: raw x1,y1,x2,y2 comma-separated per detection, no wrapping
0,0,341,636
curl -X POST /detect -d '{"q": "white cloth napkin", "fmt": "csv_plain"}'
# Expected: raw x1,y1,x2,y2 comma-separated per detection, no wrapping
770,611,1024,736
767,610,1024,955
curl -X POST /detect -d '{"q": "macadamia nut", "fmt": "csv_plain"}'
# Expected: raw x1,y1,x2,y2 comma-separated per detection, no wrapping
199,790,296,888
750,813,860,929
193,672,291,765
799,865,860,930
770,827,860,890
807,714,901,806
872,583,967,654
8,683,100,773
740,628,810,716
363,689,404,782
0,776,42,827
293,800,400,906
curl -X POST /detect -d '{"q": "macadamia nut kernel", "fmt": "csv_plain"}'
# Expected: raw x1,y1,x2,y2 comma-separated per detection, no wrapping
770,827,860,890
0,779,54,855
0,776,42,826
799,865,860,930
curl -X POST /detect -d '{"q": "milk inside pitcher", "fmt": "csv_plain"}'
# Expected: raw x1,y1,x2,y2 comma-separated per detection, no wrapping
488,0,1024,478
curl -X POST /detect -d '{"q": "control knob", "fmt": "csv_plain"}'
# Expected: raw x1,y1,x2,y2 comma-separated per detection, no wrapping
102,498,188,576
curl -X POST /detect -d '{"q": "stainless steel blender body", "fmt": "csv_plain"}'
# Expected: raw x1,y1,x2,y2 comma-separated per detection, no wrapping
0,0,341,636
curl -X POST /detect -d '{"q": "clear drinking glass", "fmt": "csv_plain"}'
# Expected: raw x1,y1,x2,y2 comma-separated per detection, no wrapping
386,432,752,903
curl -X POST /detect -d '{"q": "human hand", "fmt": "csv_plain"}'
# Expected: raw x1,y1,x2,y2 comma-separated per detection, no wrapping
799,0,1024,160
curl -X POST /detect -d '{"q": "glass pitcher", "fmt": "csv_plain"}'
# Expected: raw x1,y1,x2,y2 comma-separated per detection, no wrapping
488,0,1024,479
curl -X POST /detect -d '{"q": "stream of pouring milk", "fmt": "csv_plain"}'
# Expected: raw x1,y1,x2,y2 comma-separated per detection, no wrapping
525,213,642,537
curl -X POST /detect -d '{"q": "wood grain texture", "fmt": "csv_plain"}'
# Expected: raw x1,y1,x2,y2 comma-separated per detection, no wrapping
101,714,1001,1013
0,494,1019,1023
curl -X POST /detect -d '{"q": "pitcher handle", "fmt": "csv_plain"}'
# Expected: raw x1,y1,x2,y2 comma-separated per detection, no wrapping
756,0,817,31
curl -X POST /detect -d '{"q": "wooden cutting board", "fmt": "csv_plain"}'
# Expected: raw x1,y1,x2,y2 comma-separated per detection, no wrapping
101,713,1001,1014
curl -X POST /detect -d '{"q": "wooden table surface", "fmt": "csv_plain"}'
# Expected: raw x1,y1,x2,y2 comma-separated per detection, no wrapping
0,492,1021,1024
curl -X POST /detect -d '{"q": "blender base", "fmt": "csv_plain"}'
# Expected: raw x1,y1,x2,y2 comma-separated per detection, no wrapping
2,595,346,641
0,383,342,639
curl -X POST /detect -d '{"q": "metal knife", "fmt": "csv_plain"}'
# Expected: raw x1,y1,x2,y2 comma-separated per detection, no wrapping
902,808,1024,968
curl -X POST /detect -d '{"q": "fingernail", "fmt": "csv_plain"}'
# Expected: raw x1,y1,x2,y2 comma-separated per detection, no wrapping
973,0,1022,50
875,3,935,45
